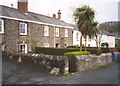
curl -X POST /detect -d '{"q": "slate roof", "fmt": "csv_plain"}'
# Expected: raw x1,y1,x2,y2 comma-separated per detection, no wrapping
99,30,115,36
0,5,72,28
68,24,79,30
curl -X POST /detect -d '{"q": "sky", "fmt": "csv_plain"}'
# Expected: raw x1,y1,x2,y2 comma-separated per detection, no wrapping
0,0,119,24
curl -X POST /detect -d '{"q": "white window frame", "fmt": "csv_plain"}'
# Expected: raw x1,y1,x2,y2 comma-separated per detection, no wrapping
65,29,68,37
44,43,49,47
0,19,4,34
19,43,27,54
44,26,49,36
19,22,27,35
55,27,59,37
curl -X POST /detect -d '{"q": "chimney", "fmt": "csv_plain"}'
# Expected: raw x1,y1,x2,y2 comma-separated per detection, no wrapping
57,10,61,20
53,14,56,18
18,0,28,13
11,4,14,8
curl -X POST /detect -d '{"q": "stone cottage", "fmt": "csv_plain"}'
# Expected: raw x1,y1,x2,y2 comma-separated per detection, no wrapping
0,0,73,54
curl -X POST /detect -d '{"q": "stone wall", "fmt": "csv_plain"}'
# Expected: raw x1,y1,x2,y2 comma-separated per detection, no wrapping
21,53,68,75
72,53,118,72
3,19,73,54
21,52,119,75
5,52,119,75
28,22,73,49
4,19,19,54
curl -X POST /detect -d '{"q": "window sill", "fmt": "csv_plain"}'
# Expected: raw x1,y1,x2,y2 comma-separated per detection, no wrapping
0,32,4,34
19,33,27,36
44,35,49,37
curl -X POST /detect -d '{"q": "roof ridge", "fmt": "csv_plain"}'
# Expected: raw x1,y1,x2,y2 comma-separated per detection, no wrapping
1,4,72,28
28,11,51,18
1,5,64,22
27,11,66,22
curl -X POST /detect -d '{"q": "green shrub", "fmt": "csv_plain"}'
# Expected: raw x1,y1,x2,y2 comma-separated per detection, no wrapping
95,49,101,55
64,73,73,76
101,48,110,53
66,46,78,48
64,51,91,57
35,47,110,56
35,47,79,55
87,48,101,55
67,47,102,55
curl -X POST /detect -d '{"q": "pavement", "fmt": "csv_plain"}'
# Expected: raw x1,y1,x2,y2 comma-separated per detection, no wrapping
2,56,119,84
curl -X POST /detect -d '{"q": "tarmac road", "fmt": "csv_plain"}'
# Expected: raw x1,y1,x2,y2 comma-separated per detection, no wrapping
2,57,119,84
42,63,119,84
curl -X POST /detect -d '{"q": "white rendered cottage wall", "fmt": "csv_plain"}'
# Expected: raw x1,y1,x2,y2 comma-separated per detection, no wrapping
72,30,115,48
100,34,115,48
82,36,97,47
73,30,97,47
107,36,115,47
73,30,80,46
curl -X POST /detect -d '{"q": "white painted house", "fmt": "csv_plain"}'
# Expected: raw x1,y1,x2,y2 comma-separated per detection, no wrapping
99,31,115,48
71,24,115,48
71,24,80,46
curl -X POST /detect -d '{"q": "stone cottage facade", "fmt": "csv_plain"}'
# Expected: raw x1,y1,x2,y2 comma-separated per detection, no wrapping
0,0,73,54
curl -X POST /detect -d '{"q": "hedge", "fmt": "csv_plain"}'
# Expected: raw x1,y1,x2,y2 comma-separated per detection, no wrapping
64,51,91,57
35,47,79,55
67,46,110,53
35,47,113,56
35,47,96,55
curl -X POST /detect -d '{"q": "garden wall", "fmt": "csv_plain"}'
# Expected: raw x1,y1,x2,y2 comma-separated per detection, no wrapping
23,52,119,74
70,52,119,72
4,51,119,75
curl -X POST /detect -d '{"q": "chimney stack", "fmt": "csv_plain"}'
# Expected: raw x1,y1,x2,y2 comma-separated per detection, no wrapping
53,14,56,18
57,10,61,20
18,0,28,13
11,4,14,8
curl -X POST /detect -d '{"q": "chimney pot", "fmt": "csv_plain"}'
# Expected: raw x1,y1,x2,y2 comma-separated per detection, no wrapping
11,4,14,8
57,10,61,20
53,14,56,18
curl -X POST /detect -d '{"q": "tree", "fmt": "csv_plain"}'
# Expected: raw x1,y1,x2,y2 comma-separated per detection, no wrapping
73,5,96,51
87,21,99,48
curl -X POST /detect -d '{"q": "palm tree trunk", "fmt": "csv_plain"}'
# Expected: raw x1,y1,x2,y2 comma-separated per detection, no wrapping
80,35,82,51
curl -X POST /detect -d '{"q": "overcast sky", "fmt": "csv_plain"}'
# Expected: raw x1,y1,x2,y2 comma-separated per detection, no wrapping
0,0,119,24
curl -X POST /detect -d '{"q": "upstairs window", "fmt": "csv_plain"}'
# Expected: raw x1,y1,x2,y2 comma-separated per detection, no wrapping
44,26,49,36
65,29,68,37
0,19,4,34
55,27,59,37
19,22,27,35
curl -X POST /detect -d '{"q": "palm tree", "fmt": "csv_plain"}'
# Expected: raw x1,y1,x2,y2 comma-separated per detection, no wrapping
88,21,99,48
73,5,95,51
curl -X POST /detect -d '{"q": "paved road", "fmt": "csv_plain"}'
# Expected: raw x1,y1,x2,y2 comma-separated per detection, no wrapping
2,57,119,84
0,52,2,85
42,63,119,84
